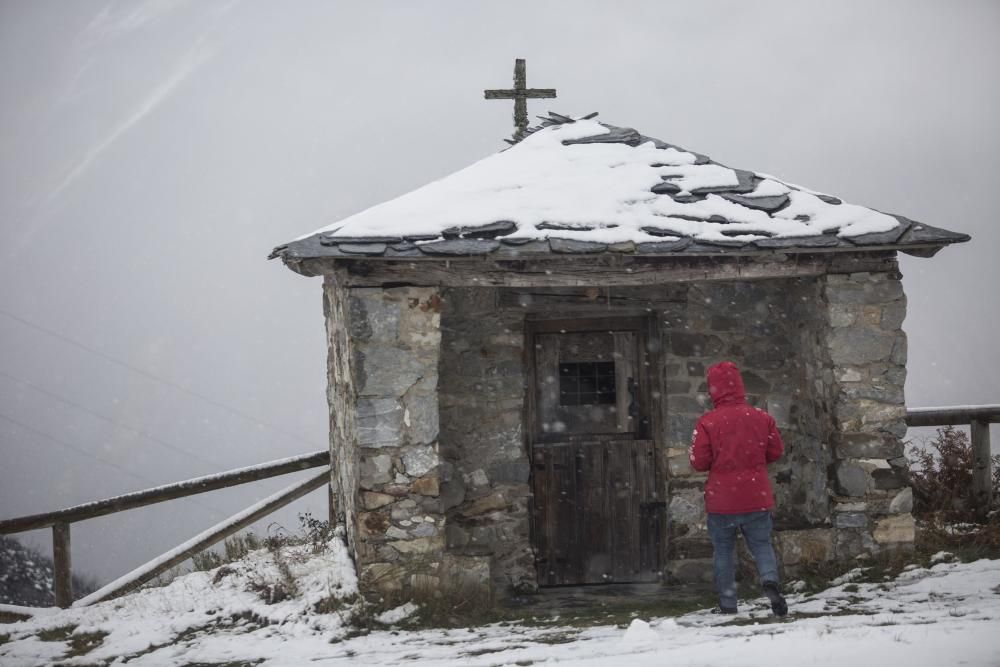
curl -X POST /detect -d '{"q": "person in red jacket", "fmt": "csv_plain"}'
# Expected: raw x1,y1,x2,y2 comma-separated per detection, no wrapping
689,361,788,616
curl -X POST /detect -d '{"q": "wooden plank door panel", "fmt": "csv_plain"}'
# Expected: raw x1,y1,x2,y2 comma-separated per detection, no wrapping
528,319,661,586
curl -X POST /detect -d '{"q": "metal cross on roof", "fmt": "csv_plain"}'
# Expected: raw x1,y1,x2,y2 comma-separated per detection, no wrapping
484,59,556,143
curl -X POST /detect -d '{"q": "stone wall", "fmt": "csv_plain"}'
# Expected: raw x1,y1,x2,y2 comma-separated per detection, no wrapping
329,284,489,602
438,288,535,594
822,271,914,559
327,268,914,600
659,279,833,581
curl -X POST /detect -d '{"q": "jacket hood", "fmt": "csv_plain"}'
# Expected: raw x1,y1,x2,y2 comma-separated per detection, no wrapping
707,361,746,407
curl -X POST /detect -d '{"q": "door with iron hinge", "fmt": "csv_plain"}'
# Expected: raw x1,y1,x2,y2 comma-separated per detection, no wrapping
527,317,662,586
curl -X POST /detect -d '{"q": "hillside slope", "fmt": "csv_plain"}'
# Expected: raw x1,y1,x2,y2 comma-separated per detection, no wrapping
0,537,95,607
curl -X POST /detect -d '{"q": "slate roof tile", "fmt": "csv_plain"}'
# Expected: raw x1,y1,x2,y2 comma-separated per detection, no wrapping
272,113,969,263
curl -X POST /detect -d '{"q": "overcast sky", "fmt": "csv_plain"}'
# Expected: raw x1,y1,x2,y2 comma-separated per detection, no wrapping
1,0,998,586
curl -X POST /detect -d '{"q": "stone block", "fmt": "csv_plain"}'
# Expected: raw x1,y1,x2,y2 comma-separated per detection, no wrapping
667,451,695,477
873,514,915,544
872,468,907,490
834,462,868,497
776,529,833,566
411,522,439,538
880,300,907,330
834,527,876,560
671,333,723,357
888,487,913,514
385,526,408,540
833,512,868,529
402,392,439,445
361,491,395,510
359,453,393,487
668,396,704,414
743,345,787,370
446,523,470,548
891,334,907,365
391,535,445,555
355,347,425,397
859,402,907,428
460,491,509,517
667,490,705,530
861,306,882,326
361,562,406,593
488,460,530,485
357,398,404,447
348,294,401,343
767,395,792,428
402,444,439,477
741,371,770,394
410,574,441,594
412,475,440,497
667,414,699,449
828,305,857,328
825,278,903,305
840,382,904,405
670,537,714,559
439,463,466,511
359,510,390,539
835,433,902,459
835,367,864,383
666,379,691,393
827,327,895,366
441,554,492,595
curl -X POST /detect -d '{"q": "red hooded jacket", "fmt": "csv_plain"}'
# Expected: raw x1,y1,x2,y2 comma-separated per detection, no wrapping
689,361,784,514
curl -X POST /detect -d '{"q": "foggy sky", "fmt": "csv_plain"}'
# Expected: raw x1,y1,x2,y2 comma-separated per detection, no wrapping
1,0,998,586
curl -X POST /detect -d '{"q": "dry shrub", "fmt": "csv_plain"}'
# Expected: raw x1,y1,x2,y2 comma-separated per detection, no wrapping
907,426,1000,522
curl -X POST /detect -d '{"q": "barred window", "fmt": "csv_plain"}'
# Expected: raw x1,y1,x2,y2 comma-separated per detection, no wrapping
558,362,616,406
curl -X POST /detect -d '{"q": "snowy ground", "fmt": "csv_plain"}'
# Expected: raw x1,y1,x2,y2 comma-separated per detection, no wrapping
2,541,1000,666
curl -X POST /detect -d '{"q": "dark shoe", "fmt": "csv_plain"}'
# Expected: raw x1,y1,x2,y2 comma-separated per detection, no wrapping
763,581,787,617
711,605,737,615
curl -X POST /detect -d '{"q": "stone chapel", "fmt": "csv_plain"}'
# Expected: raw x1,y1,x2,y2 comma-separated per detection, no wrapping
270,112,968,603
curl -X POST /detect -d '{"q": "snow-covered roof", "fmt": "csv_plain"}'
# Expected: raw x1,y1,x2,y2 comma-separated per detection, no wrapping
271,113,968,263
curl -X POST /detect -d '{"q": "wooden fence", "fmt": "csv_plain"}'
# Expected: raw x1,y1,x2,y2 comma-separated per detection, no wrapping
905,405,999,517
0,451,329,608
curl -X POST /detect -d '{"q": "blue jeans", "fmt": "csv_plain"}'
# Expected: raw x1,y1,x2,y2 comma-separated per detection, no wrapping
707,511,780,609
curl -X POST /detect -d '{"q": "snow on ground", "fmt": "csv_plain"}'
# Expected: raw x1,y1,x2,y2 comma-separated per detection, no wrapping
2,547,1000,666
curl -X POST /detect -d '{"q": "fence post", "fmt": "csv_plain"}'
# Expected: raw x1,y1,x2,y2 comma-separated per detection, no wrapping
970,419,992,518
52,522,72,608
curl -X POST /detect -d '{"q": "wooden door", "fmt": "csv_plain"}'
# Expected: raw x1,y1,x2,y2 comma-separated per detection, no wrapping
528,318,662,586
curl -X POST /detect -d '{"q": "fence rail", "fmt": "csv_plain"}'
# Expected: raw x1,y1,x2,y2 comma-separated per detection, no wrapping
0,450,330,608
905,404,999,518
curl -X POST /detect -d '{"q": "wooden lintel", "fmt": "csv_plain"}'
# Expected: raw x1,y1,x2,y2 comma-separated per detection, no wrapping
317,253,898,288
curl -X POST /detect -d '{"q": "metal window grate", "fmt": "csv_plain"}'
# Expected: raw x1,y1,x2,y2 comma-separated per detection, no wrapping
559,361,616,406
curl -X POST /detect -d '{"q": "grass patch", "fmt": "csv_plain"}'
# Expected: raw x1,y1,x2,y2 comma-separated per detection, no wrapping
37,625,76,642
718,609,859,626
0,632,9,646
915,519,1000,564
494,585,720,631
532,630,579,645
66,630,108,657
0,609,34,624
